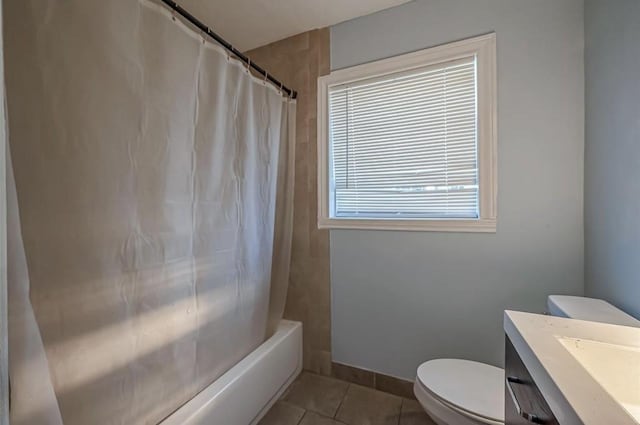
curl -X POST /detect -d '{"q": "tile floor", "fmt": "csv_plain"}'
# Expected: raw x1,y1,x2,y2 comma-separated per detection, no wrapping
259,372,436,425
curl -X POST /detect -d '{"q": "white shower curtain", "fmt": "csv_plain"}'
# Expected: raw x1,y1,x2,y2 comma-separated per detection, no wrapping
4,0,295,424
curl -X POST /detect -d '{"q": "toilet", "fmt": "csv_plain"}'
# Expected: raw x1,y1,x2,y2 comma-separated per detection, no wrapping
413,296,640,425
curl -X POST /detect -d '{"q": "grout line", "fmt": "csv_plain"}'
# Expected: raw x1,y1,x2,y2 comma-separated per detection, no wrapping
315,412,350,425
296,410,307,425
398,398,406,425
332,383,350,419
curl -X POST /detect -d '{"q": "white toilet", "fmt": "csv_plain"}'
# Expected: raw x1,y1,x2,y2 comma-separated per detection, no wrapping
413,295,640,425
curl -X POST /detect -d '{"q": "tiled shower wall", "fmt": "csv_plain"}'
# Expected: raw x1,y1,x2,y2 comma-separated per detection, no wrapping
246,29,332,375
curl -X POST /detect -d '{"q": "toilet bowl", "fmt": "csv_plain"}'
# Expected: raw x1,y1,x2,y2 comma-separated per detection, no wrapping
414,359,503,425
414,296,640,424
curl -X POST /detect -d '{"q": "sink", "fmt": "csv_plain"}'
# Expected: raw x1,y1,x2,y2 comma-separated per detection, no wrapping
558,336,640,423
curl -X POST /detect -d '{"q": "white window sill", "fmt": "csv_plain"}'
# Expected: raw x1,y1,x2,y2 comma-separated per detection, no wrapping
318,217,497,233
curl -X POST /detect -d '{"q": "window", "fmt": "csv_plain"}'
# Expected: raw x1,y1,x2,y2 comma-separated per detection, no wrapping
318,34,497,232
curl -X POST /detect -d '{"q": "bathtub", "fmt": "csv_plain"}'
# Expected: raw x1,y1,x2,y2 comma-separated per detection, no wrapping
160,320,303,425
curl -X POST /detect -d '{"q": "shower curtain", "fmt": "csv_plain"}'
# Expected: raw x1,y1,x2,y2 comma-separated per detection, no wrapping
4,0,295,424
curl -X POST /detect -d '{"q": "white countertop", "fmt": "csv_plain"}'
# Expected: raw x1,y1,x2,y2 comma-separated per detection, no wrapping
504,310,640,425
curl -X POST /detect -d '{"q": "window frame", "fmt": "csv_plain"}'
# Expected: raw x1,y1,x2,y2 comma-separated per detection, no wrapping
317,33,497,232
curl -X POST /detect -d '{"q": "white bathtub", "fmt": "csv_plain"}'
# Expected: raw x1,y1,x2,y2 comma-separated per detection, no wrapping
160,320,302,425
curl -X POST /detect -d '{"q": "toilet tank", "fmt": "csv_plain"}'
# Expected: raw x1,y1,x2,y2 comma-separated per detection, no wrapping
547,295,640,327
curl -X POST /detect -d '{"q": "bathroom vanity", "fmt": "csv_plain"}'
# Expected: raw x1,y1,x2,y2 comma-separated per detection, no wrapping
505,336,558,424
504,311,640,425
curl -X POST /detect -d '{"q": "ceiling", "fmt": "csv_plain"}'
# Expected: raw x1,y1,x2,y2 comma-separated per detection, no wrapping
177,0,412,52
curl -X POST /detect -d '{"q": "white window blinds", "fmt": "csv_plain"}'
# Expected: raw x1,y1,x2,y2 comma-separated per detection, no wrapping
328,57,479,219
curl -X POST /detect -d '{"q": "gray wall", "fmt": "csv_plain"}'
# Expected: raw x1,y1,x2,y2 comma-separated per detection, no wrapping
584,0,640,319
330,0,585,379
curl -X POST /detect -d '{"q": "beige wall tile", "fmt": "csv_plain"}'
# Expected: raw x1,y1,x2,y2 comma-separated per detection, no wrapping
246,28,332,375
331,362,375,388
306,349,332,376
375,373,416,400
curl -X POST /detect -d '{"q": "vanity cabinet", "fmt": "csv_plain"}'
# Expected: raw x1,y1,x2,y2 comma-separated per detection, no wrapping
505,337,559,425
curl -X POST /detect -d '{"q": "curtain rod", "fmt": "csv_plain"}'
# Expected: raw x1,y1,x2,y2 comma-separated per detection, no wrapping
159,0,298,99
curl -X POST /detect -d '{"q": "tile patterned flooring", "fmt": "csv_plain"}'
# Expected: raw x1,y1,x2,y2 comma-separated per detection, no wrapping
259,372,436,425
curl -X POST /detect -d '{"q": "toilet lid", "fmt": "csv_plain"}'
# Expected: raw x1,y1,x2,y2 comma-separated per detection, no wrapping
417,359,504,422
